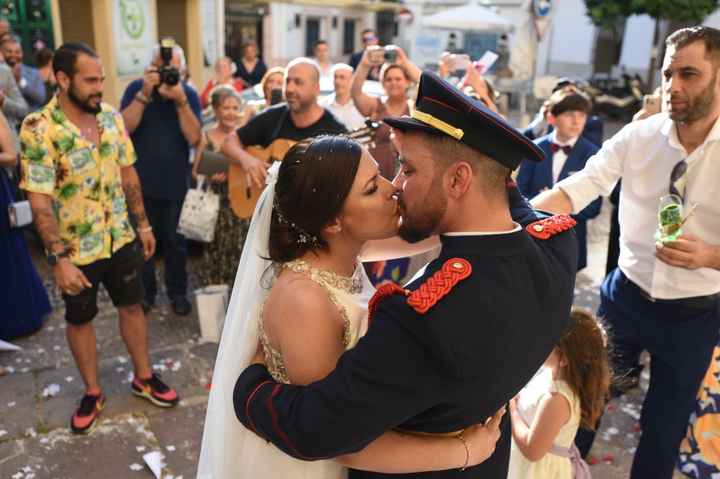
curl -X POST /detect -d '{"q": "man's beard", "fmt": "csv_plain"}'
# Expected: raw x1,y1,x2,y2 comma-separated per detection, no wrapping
398,176,447,243
287,95,314,113
68,84,102,114
670,73,717,123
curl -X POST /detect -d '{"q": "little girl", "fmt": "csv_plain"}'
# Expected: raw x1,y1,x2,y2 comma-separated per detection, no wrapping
508,308,610,479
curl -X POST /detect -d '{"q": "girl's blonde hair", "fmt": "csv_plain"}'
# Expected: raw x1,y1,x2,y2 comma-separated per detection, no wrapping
557,308,610,430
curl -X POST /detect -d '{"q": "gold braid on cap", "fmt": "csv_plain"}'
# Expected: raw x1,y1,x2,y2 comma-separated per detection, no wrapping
411,110,464,140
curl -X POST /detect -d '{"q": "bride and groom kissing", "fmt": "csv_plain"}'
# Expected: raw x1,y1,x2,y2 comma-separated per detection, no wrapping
197,71,578,478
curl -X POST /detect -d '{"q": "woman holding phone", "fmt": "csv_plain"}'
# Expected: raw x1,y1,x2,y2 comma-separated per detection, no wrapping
351,45,421,180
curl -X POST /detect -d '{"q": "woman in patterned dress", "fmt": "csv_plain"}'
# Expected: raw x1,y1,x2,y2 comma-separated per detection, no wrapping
191,86,249,288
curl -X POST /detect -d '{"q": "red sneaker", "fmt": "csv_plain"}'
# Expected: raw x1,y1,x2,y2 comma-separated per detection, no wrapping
70,393,105,434
131,374,179,407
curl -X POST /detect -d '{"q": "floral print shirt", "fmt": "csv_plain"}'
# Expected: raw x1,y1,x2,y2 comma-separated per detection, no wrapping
19,97,137,266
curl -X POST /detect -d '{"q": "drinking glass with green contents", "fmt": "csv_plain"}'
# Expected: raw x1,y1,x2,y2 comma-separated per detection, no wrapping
656,194,684,244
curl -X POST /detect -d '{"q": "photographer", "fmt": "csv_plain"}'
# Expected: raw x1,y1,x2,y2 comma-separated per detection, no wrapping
120,39,202,317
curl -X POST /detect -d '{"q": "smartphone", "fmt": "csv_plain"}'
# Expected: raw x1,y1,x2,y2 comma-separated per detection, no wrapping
269,88,283,105
474,51,499,74
368,46,385,65
448,54,471,72
384,45,398,63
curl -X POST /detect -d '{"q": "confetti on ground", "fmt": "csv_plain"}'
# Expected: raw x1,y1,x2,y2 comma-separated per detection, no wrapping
204,382,212,390
65,376,74,382
117,356,128,364
53,345,61,351
136,445,146,452
143,451,166,479
129,463,143,471
588,456,598,465
25,428,37,438
606,427,619,435
39,437,49,444
42,383,61,398
8,401,16,407
0,430,7,437
116,367,125,373
171,361,182,372
166,445,176,452
602,453,615,464
6,366,15,373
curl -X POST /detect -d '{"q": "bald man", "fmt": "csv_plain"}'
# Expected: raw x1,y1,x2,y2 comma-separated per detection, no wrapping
222,57,347,190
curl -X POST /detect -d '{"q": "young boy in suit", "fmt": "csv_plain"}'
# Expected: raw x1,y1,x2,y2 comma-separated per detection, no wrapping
517,89,602,271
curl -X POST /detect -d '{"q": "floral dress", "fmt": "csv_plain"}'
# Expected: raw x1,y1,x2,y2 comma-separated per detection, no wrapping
196,132,250,287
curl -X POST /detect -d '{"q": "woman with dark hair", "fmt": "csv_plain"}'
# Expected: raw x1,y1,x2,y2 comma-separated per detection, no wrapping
198,135,503,478
191,86,249,288
234,41,267,87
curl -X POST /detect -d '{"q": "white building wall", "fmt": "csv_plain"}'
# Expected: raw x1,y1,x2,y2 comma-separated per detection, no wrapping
265,3,375,67
541,0,596,77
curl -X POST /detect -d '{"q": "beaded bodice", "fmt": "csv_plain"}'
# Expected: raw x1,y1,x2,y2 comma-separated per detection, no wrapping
258,260,371,384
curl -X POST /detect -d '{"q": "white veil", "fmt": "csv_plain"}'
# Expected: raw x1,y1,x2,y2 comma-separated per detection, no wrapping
196,162,280,479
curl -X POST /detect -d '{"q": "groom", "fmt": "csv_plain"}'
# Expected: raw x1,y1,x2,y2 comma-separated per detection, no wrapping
233,71,578,478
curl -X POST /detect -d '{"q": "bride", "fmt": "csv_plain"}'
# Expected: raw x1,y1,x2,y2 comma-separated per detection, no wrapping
197,135,504,478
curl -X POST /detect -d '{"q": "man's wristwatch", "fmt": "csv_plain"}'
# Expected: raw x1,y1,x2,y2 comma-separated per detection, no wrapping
47,249,70,266
175,97,189,108
135,91,150,105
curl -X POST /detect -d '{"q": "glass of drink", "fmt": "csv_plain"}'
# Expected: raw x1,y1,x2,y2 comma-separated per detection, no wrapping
655,194,684,243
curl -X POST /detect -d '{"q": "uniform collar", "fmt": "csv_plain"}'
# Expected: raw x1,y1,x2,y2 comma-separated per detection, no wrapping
439,227,531,257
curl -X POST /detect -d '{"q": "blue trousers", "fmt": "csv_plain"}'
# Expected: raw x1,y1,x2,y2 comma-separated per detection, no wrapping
600,268,719,479
141,196,187,301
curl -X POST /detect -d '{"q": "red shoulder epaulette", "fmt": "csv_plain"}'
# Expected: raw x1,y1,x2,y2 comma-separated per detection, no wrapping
367,282,409,328
407,258,472,315
526,214,577,240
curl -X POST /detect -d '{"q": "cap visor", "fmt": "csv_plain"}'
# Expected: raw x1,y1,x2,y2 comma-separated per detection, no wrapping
383,116,443,136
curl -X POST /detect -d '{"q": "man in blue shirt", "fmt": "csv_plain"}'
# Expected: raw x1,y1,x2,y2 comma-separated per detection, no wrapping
1,35,45,112
121,41,201,316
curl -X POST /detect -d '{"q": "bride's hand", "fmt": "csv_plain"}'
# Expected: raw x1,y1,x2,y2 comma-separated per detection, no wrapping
460,406,506,467
251,340,266,366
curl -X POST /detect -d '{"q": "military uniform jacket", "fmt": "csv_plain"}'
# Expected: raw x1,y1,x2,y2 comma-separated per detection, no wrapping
234,188,578,478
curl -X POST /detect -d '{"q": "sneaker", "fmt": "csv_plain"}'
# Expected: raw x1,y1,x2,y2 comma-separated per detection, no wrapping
131,374,179,407
170,295,192,316
70,393,106,434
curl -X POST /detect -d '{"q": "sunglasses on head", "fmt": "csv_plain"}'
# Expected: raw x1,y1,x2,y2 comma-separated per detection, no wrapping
362,35,377,43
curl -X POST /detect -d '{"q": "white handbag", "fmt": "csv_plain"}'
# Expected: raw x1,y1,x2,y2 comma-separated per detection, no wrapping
177,177,220,243
2,168,32,229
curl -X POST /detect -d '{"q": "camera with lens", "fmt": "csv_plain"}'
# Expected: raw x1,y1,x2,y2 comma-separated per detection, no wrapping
368,45,399,65
157,37,180,86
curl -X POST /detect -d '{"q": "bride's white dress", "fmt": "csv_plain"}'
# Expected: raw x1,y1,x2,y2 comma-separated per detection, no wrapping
197,254,374,478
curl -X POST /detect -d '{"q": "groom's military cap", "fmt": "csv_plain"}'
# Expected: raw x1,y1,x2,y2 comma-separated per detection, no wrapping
383,71,544,170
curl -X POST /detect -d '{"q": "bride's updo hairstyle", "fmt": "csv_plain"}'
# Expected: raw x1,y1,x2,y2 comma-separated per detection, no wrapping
269,135,362,263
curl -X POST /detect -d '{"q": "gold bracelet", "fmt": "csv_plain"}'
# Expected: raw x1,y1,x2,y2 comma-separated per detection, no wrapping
175,97,189,108
456,433,470,471
137,225,153,233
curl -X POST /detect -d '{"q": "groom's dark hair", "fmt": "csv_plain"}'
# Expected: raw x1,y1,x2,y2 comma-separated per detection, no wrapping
269,135,362,263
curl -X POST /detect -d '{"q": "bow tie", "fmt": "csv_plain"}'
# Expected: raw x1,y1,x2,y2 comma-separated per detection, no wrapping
550,143,573,155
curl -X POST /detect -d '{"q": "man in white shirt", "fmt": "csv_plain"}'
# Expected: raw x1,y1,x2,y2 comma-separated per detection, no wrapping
321,63,366,131
533,27,720,479
313,40,333,87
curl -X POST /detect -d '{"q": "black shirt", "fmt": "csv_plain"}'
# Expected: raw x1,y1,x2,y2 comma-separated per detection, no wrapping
234,59,268,87
237,104,347,148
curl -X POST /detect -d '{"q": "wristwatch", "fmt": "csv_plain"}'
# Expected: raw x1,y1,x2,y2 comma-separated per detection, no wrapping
47,249,70,266
135,91,150,105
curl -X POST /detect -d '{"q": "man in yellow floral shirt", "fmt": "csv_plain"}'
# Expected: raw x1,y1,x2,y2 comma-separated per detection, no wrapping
21,43,179,434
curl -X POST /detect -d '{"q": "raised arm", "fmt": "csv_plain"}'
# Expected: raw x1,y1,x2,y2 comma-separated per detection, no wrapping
395,47,422,84
351,49,381,118
235,298,442,459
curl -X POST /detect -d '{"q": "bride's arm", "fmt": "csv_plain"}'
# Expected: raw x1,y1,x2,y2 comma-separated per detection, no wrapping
336,410,504,473
359,235,440,262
